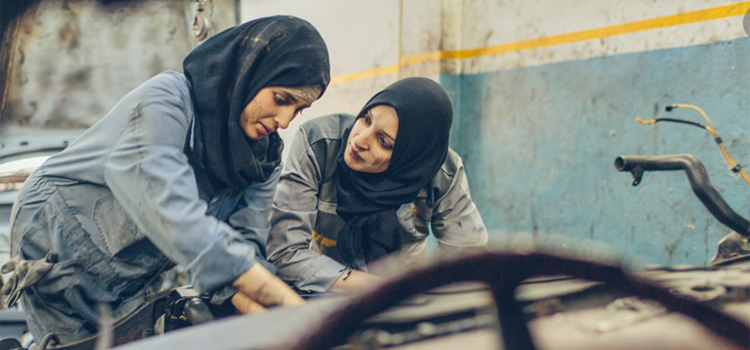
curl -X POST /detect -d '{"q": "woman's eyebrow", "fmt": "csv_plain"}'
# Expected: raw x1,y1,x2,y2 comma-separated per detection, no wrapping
368,111,395,141
283,91,299,104
284,91,312,108
381,130,395,141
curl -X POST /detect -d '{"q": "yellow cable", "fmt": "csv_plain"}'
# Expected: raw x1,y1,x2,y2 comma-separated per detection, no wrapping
635,116,656,125
673,104,716,133
669,105,750,186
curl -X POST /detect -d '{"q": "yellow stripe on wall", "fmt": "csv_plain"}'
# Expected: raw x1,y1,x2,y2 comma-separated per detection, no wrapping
330,2,750,85
330,64,400,85
441,1,750,60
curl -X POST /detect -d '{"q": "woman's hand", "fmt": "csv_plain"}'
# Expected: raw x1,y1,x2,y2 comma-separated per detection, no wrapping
330,269,384,294
231,263,304,314
230,292,266,313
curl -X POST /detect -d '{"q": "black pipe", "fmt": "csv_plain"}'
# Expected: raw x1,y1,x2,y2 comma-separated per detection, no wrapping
614,154,750,237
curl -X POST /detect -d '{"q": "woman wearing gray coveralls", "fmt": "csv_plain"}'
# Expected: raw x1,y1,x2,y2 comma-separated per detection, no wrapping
1,16,330,343
268,78,488,294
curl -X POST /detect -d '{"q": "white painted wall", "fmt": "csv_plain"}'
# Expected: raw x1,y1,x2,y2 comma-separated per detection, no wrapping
454,0,747,74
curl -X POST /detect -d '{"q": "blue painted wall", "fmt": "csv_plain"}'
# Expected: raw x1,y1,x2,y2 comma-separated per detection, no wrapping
441,38,750,266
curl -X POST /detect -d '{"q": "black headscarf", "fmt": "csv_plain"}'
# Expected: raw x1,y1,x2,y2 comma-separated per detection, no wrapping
183,16,330,191
335,77,454,269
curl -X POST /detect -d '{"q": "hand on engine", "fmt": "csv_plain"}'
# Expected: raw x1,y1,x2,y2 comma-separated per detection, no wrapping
231,263,304,314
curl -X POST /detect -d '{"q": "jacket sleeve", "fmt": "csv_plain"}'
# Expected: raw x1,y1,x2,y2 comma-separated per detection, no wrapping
103,82,262,294
430,155,489,257
227,165,281,273
267,127,347,293
209,165,282,304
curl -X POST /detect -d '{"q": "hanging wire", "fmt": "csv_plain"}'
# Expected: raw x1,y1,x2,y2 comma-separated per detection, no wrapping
636,104,750,187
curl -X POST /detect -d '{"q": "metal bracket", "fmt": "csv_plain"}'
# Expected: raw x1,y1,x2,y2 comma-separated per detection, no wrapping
629,166,644,186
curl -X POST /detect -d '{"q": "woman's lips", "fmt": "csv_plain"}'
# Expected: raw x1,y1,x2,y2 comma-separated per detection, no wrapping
257,123,271,136
348,145,363,161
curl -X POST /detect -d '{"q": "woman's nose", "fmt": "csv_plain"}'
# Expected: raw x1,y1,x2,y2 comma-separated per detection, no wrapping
275,109,296,130
353,132,370,150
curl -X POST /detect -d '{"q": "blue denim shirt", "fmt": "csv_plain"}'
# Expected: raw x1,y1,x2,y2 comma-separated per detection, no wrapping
6,71,278,341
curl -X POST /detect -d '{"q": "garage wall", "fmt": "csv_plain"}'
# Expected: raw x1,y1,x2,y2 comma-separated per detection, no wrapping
443,0,750,266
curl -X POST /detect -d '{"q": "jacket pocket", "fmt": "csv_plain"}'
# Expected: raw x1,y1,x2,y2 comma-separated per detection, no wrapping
93,194,144,260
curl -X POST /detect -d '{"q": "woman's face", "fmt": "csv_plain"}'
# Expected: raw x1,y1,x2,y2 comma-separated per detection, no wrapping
240,87,312,140
344,105,399,173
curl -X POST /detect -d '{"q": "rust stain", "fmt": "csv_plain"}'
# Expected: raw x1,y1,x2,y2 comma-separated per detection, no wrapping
58,20,79,51
64,67,93,87
664,231,686,258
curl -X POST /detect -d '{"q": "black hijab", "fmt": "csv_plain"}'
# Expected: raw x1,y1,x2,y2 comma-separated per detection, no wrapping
335,77,454,269
183,16,330,191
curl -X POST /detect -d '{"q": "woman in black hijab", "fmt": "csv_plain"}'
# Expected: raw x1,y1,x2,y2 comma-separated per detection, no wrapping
3,16,329,343
268,77,488,294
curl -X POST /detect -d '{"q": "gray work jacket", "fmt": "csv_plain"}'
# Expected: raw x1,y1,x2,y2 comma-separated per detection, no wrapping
6,71,277,340
267,114,488,293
